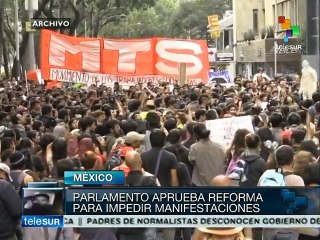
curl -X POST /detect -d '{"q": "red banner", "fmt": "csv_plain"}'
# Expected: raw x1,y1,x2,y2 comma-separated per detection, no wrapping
40,30,209,86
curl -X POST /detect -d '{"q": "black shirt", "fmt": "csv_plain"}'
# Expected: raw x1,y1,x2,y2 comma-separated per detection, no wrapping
141,148,178,187
126,171,157,187
182,136,196,149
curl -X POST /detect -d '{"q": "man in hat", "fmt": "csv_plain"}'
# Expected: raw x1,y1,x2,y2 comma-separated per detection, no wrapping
0,163,13,182
0,177,22,240
9,152,33,197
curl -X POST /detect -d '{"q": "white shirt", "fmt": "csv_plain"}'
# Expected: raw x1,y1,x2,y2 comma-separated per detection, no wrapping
253,73,271,83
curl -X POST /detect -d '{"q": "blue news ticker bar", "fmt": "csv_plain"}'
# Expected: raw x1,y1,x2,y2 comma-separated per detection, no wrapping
64,171,125,185
65,187,320,215
22,215,64,227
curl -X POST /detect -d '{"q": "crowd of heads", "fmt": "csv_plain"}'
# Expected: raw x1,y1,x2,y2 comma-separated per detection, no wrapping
0,70,319,239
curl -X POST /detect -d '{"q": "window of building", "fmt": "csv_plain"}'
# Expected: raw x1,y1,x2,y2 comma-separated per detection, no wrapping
253,9,258,34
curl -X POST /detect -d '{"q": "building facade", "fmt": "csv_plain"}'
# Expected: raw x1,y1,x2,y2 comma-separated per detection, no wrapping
232,0,307,79
303,0,320,77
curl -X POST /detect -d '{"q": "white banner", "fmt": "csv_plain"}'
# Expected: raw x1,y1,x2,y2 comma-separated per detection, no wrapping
63,215,320,228
206,116,254,148
49,68,178,87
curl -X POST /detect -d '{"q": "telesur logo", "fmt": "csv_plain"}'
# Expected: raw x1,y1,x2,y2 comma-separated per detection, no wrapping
276,15,302,54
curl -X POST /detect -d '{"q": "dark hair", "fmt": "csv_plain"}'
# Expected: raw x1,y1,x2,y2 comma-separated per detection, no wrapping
270,112,283,128
1,149,12,162
303,163,320,185
81,116,97,132
315,101,320,113
104,119,120,134
189,92,198,101
164,118,177,132
231,129,251,157
120,120,138,135
32,120,43,131
177,113,188,125
275,145,294,166
195,109,206,121
0,137,14,153
32,156,45,173
52,138,68,162
41,104,52,116
17,137,32,150
80,151,96,170
193,123,210,140
245,133,260,149
10,151,26,170
150,129,166,148
3,129,16,141
30,100,40,110
301,99,313,109
199,94,209,105
27,130,37,141
186,122,196,135
206,109,219,120
127,100,141,112
39,133,55,151
167,129,181,144
291,128,306,144
286,112,301,126
299,140,319,158
44,117,57,130
256,127,274,142
146,112,161,129
56,159,75,178
58,109,69,121
312,92,320,103
165,97,176,108
10,115,20,125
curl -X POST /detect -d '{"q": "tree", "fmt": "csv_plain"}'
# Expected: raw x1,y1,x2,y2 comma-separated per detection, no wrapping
170,0,231,39
100,0,179,38
100,0,231,39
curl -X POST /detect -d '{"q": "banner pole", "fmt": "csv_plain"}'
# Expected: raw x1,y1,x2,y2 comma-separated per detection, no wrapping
24,70,29,96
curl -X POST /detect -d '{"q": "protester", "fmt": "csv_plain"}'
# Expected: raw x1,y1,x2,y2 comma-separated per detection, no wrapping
0,178,22,240
189,123,225,186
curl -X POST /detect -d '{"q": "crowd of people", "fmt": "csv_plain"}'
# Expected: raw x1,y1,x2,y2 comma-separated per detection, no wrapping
0,66,319,240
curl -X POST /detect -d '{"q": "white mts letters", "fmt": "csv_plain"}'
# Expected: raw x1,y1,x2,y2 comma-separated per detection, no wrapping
49,35,100,72
104,41,151,73
155,40,203,76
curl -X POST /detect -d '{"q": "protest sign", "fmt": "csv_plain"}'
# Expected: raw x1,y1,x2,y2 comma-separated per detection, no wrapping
206,116,254,148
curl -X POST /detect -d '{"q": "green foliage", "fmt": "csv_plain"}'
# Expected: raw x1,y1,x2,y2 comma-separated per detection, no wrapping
101,0,231,39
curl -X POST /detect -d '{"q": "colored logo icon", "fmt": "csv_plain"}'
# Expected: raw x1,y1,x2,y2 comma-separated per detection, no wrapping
278,16,301,43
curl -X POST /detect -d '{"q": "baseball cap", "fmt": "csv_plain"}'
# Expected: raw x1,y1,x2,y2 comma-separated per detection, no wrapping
0,163,13,182
125,131,145,145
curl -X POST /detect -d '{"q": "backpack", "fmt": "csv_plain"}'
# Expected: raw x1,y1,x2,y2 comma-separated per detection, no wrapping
257,169,293,186
105,139,124,171
105,149,122,171
227,159,248,184
10,170,27,197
